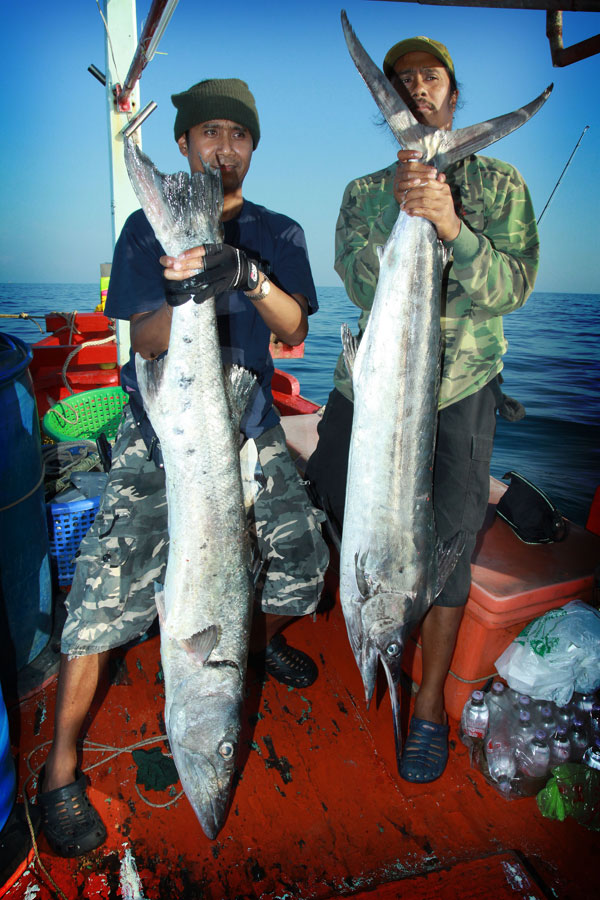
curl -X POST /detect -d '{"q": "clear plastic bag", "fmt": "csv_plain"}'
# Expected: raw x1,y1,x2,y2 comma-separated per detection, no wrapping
495,601,600,706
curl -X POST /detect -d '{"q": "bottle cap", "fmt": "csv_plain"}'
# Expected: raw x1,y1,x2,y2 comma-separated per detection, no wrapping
472,690,484,703
534,730,547,742
518,695,531,706
491,682,505,695
519,710,531,723
540,705,552,717
555,726,568,738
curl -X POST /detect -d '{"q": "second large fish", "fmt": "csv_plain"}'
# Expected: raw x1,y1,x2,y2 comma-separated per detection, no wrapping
124,139,255,838
339,11,550,767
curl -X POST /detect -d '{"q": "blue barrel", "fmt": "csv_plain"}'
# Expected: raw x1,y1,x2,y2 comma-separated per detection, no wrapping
0,683,16,830
0,333,52,673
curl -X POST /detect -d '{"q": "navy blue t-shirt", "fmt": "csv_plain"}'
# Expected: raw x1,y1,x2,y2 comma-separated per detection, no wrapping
105,199,318,438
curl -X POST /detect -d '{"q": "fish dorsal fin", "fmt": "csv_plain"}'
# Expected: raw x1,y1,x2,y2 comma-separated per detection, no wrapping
341,10,552,171
341,323,359,382
181,624,219,665
224,364,257,430
435,531,468,598
239,437,266,510
154,583,167,626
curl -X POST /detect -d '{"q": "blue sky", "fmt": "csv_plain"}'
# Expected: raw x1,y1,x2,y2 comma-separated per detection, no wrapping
0,1,598,292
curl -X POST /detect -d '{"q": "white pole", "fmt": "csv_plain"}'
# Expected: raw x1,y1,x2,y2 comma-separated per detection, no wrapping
103,0,140,365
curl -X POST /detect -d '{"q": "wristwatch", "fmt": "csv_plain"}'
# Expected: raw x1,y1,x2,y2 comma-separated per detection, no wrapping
247,276,271,302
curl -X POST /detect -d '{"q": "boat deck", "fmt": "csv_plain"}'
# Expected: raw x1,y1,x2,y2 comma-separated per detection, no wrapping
4,578,594,900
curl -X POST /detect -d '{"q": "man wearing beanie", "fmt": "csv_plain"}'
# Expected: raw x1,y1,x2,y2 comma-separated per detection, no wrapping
306,39,538,783
38,78,329,857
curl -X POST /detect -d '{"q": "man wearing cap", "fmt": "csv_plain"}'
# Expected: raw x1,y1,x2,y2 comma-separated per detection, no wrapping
38,78,329,857
306,38,538,782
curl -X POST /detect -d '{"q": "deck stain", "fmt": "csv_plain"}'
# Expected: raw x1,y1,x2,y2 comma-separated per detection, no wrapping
465,772,484,798
247,857,266,882
383,816,409,837
33,699,46,735
262,735,293,784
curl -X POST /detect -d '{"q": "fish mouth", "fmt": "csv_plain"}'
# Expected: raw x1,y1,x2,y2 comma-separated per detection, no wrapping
171,744,233,840
360,624,409,772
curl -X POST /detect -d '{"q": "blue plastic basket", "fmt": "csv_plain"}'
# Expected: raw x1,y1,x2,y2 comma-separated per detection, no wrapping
46,496,101,590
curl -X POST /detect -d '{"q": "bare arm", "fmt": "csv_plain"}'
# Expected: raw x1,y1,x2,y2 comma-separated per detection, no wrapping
161,246,309,346
130,305,173,360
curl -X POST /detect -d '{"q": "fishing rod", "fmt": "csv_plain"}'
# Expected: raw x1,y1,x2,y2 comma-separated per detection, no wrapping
537,124,590,225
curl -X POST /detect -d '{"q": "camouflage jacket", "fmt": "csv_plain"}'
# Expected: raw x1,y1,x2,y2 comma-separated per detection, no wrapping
333,154,540,409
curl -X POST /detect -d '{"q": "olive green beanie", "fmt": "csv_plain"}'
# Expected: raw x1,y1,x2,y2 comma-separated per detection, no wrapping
171,78,260,148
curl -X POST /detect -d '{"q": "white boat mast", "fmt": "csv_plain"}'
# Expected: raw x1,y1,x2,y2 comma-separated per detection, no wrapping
103,0,141,250
100,0,177,364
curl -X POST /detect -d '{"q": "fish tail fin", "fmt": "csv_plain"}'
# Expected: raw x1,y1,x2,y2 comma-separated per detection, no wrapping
435,530,468,598
341,10,552,170
124,139,223,255
224,365,257,431
434,88,552,171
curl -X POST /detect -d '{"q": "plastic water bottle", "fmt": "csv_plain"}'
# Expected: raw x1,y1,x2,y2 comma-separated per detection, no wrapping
589,703,600,739
486,738,517,792
582,739,600,771
518,730,551,778
461,690,490,740
487,681,511,725
513,710,536,751
572,692,595,716
549,726,571,765
569,717,589,762
538,705,557,738
554,702,572,729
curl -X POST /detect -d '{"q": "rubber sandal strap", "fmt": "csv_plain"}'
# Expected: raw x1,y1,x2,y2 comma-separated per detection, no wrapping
399,716,449,784
39,769,107,858
262,634,318,688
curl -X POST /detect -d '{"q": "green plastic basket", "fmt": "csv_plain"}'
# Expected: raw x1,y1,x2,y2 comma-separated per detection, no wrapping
43,387,129,442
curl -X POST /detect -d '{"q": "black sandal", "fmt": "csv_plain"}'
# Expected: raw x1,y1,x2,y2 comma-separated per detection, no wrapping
260,634,318,688
38,768,107,857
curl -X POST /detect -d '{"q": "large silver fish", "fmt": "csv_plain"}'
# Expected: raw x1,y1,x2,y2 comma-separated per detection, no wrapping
339,11,551,767
124,139,255,838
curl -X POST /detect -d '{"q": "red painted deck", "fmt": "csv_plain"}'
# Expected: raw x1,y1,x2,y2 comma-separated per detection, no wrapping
4,585,594,900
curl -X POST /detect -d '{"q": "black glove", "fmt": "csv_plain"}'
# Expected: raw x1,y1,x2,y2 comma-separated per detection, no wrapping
195,243,261,296
164,243,261,306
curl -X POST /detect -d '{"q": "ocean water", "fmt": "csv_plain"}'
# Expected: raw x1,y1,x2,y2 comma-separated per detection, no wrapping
1,284,598,527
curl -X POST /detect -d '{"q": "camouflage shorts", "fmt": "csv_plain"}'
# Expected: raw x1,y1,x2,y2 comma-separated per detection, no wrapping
62,410,329,658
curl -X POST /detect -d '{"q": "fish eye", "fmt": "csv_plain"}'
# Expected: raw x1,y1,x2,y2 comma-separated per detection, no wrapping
386,642,401,657
219,741,235,760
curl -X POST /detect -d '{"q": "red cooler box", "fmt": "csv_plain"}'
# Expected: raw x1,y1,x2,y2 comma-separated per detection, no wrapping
402,478,600,721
